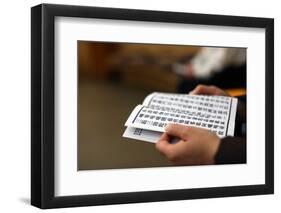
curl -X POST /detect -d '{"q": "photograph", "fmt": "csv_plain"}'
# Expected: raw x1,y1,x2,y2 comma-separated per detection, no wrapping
31,3,273,208
78,41,247,170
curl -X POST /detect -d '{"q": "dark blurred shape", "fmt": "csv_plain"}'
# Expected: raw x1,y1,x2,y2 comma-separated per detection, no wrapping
178,63,246,93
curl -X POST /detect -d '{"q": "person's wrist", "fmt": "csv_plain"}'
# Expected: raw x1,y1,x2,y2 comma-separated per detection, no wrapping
206,135,221,164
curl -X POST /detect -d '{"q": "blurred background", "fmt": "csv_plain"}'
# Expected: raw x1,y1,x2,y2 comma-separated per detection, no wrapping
78,41,246,170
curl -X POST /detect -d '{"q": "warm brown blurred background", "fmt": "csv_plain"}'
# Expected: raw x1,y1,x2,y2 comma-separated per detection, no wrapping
78,41,200,91
78,41,246,170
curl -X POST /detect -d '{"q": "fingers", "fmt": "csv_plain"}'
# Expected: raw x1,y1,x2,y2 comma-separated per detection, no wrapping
156,132,192,163
158,132,170,141
189,85,218,95
160,123,193,159
165,123,189,139
155,133,173,156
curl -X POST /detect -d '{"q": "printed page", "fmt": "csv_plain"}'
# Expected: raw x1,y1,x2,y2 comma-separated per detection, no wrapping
123,127,162,143
124,94,237,138
123,127,182,143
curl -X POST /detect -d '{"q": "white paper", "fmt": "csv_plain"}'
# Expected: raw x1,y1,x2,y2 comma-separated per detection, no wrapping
123,127,162,143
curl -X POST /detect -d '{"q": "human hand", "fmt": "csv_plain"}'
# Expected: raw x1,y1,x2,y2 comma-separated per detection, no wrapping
155,124,221,165
189,84,229,96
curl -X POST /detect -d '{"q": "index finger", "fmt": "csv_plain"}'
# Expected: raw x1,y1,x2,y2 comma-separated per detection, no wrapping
155,133,173,155
189,85,217,95
158,132,170,141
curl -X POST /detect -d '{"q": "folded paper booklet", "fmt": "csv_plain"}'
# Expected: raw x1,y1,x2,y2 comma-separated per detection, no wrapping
123,92,238,143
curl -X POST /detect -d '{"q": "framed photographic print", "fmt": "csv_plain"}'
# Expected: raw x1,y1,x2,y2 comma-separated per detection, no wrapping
31,3,274,209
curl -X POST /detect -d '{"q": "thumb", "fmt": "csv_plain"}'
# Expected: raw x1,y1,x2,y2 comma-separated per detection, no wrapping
165,123,189,139
155,133,172,155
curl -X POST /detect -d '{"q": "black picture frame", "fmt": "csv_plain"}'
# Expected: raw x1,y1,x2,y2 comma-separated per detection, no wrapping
31,3,274,209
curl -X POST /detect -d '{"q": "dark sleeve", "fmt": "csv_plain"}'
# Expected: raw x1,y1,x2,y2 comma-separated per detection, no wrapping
215,136,246,164
236,95,246,124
